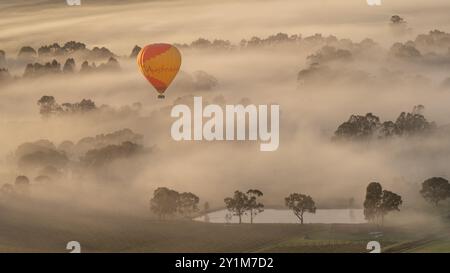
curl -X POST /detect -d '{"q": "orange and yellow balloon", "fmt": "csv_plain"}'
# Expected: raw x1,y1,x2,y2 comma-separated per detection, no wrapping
137,43,182,99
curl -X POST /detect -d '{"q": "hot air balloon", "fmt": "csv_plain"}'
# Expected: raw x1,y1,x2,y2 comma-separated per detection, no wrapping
137,43,181,99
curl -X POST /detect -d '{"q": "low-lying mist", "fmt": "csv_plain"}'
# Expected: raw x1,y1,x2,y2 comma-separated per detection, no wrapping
1,0,450,233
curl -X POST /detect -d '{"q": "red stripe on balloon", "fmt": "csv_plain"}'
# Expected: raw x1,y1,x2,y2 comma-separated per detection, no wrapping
147,76,168,93
142,44,172,60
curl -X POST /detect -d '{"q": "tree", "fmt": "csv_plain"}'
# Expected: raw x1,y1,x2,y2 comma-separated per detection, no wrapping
334,113,381,140
15,175,30,186
81,141,143,167
98,57,121,72
364,182,402,225
63,41,86,52
334,106,435,140
37,96,61,117
91,46,114,59
63,58,76,73
18,149,68,170
284,193,316,224
420,177,450,206
390,15,406,25
364,182,382,223
177,192,200,218
379,190,402,225
246,189,264,224
18,46,36,59
15,175,30,194
191,38,212,48
394,109,435,136
224,191,248,224
80,61,93,73
150,187,180,220
130,45,142,58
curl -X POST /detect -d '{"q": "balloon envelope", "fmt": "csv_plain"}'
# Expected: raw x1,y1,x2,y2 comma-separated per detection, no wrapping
137,43,181,97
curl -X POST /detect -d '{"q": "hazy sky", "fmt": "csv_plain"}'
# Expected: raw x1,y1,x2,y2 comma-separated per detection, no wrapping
1,0,450,53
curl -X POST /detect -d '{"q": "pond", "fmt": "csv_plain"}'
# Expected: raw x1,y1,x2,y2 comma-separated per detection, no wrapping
195,209,366,224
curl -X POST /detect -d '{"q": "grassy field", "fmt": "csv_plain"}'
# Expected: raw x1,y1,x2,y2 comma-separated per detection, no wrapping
1,202,449,253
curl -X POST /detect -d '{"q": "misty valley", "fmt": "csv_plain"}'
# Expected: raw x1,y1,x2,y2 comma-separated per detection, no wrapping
0,0,449,254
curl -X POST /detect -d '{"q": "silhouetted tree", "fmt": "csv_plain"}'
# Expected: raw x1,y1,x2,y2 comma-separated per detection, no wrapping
38,95,61,117
307,46,352,64
389,42,421,59
415,30,450,54
177,192,200,218
150,187,180,220
63,41,86,52
364,182,382,223
18,46,36,59
224,191,248,224
334,106,435,140
80,61,94,73
91,46,115,59
130,45,141,58
395,107,435,136
420,177,450,207
285,193,316,224
191,38,212,48
246,189,264,224
38,43,63,57
97,57,120,72
390,15,406,25
15,139,56,159
15,176,30,194
334,113,380,140
211,39,232,50
379,121,396,138
18,149,68,170
63,58,76,73
23,59,62,77
62,99,97,113
379,190,402,225
75,129,143,155
81,141,143,167
364,182,402,225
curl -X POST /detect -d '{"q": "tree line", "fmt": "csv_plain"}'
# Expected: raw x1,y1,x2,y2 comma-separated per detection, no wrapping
148,177,450,224
150,187,200,220
334,105,436,141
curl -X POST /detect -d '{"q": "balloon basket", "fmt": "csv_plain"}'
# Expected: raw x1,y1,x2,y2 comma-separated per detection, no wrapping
157,94,165,99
